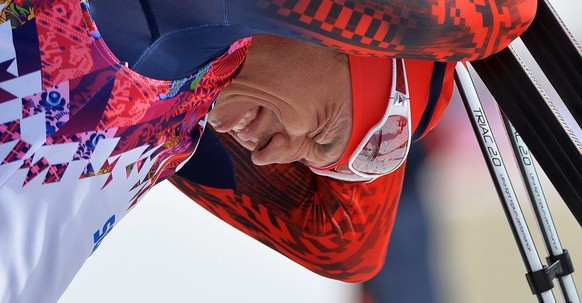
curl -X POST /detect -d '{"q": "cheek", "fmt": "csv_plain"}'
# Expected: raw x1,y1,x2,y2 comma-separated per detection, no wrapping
280,112,316,136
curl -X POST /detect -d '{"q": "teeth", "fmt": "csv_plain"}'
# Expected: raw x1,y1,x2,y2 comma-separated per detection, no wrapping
232,110,254,132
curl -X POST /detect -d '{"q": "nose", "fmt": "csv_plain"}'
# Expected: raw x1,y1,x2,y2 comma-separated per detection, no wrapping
251,133,309,166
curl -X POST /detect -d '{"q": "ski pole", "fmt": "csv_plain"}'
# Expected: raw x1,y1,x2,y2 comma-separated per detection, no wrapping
471,45,582,227
454,62,556,303
501,113,579,302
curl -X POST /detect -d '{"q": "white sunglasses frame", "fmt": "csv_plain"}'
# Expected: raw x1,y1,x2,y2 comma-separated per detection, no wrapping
310,58,412,182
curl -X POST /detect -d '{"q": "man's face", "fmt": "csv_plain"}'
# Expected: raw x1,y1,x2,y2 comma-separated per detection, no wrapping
208,35,352,168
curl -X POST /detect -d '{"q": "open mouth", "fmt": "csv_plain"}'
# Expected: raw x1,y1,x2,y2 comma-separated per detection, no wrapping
257,135,273,152
232,106,262,135
225,106,273,152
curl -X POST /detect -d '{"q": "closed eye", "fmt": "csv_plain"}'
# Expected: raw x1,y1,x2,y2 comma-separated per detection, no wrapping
317,142,335,155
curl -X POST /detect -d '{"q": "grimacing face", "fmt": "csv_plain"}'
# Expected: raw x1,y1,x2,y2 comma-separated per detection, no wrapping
208,35,353,167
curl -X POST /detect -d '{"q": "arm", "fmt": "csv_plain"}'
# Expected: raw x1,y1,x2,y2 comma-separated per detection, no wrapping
228,0,537,61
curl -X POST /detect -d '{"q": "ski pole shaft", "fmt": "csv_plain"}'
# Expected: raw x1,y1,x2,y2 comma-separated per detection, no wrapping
455,62,556,303
471,46,582,227
501,114,580,303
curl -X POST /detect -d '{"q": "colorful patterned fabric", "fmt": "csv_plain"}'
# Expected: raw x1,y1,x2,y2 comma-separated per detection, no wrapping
171,138,405,282
0,1,250,302
242,0,537,61
0,0,536,301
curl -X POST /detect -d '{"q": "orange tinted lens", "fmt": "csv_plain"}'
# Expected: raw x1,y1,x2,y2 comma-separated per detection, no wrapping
351,115,409,175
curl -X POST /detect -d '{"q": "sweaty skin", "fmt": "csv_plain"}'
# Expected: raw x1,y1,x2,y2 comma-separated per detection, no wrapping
209,35,353,167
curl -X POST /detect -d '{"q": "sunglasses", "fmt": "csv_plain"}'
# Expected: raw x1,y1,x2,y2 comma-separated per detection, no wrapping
310,58,411,182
